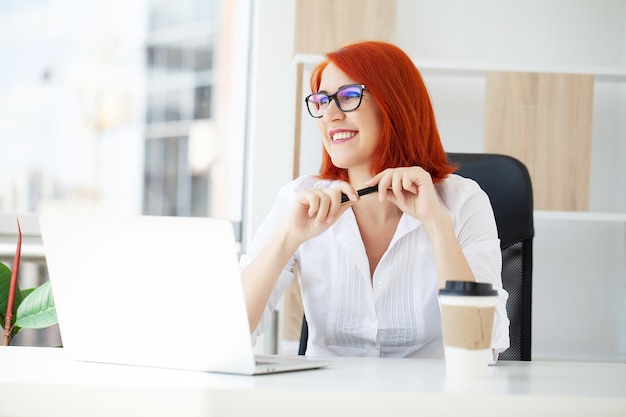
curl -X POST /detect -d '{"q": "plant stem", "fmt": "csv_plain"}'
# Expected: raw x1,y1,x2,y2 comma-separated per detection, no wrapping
3,219,22,346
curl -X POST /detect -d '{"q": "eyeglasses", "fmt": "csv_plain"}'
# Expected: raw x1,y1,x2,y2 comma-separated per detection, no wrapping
304,84,366,118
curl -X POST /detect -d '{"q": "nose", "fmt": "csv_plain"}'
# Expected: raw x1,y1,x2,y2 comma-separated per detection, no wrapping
323,98,344,120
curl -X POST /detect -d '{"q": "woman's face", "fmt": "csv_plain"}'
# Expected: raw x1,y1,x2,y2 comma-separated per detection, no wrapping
316,63,383,175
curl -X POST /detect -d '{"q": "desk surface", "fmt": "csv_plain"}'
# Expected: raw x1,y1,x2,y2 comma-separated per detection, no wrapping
1,347,625,417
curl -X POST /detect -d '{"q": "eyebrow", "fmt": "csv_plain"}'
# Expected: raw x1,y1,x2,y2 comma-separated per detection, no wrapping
315,84,357,95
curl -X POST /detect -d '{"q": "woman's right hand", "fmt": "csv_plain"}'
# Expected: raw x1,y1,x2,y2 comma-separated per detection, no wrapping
285,182,359,243
242,181,357,333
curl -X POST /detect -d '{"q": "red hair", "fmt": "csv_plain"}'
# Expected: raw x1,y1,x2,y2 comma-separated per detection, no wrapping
310,41,455,183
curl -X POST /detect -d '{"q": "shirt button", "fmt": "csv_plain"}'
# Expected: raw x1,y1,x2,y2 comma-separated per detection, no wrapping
376,280,383,287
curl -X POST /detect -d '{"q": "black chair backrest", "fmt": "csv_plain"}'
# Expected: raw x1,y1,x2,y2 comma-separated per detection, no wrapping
299,153,534,361
447,153,534,361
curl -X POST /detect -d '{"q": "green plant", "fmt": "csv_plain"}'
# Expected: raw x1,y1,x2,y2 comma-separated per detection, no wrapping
1,219,57,345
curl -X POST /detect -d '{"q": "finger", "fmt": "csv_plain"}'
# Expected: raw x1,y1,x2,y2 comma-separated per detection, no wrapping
316,187,358,225
308,200,319,218
391,172,405,202
333,197,357,221
323,188,345,223
365,171,384,186
402,174,419,194
336,182,359,203
297,190,319,218
313,192,332,226
374,172,392,201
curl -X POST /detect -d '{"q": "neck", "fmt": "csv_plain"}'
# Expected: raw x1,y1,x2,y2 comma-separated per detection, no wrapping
347,168,401,223
347,167,373,190
351,196,401,224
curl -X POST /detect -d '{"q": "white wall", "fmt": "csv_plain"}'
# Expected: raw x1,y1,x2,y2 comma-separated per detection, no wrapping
245,0,626,360
396,0,625,67
533,213,626,361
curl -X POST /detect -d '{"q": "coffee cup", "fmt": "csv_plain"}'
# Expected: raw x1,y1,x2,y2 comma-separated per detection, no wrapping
438,280,498,379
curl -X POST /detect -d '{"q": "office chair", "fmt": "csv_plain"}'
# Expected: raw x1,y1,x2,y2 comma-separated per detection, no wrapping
446,153,534,360
299,153,534,361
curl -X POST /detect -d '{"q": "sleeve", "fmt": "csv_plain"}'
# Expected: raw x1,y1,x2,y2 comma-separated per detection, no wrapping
447,178,510,361
238,178,310,344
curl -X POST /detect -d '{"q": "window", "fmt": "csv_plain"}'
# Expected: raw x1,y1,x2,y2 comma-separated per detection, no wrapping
0,0,246,225
0,0,250,346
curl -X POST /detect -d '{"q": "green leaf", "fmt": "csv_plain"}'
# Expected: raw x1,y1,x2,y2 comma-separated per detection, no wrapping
0,262,25,330
0,262,10,326
20,288,36,299
15,281,58,329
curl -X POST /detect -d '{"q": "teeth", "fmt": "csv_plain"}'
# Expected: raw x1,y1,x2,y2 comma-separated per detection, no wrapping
331,131,356,141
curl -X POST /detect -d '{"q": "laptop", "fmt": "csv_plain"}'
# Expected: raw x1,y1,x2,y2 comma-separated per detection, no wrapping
39,214,329,375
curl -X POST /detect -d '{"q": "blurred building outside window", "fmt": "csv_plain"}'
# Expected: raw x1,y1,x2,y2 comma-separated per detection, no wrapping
0,0,250,346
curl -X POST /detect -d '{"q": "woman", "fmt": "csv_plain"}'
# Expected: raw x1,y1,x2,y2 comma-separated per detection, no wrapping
240,41,509,360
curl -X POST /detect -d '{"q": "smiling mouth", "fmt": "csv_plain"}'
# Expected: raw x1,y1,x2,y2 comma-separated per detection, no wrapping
331,131,357,141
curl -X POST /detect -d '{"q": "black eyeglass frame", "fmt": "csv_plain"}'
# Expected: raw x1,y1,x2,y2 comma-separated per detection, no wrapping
304,84,367,118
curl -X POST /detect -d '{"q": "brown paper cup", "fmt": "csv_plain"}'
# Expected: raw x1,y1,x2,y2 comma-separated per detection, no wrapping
440,304,495,350
439,281,498,379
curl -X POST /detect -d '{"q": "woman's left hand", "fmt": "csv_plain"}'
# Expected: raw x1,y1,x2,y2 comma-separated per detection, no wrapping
366,166,446,223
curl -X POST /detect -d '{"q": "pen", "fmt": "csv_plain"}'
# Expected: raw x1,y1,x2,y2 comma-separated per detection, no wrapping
341,185,379,203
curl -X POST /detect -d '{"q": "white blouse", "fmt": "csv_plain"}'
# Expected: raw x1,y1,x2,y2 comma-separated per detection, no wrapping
240,174,510,360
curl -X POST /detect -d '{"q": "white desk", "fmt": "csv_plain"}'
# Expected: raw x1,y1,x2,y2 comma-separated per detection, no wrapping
1,347,625,417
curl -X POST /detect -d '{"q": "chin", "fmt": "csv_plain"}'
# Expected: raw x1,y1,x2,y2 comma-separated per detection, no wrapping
329,156,352,170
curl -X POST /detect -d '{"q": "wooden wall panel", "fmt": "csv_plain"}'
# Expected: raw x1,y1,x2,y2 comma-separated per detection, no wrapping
282,265,304,342
484,71,594,211
294,0,397,54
